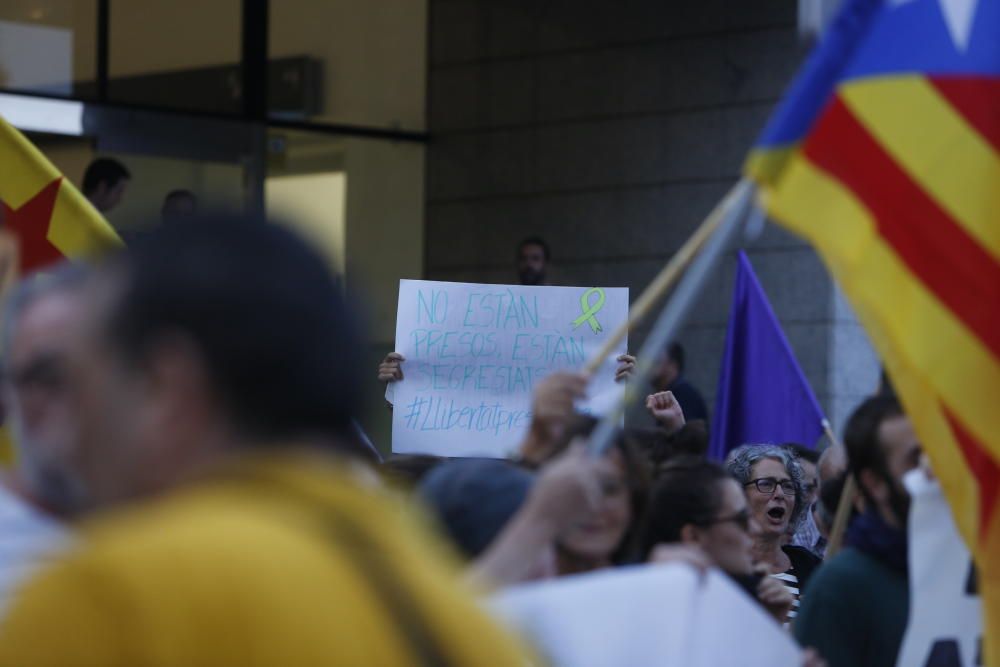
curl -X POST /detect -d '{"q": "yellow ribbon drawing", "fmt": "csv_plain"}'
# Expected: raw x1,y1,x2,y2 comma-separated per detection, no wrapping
571,287,605,333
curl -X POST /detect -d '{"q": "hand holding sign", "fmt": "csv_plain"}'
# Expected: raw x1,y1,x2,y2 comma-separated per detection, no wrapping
614,354,636,383
519,373,588,466
378,352,405,383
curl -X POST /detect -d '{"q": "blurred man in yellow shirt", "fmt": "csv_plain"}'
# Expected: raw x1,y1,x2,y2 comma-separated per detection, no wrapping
0,214,532,666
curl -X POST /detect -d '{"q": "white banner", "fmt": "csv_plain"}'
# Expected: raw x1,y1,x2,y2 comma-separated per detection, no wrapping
390,280,628,457
896,470,982,667
490,564,800,667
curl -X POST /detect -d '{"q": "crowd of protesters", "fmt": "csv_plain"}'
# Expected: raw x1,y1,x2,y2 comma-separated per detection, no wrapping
0,210,926,666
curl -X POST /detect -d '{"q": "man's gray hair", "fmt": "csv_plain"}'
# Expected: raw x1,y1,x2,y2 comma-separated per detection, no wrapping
1,261,91,367
726,443,807,531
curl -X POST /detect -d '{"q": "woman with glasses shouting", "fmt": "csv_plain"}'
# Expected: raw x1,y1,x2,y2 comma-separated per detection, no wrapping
637,460,794,624
726,445,823,627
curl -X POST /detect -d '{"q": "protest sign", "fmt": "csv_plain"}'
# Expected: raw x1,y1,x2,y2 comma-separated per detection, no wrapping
390,280,628,457
897,470,982,667
490,564,800,667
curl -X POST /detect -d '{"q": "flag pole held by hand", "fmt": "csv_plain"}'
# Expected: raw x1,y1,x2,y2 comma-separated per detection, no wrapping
821,418,855,558
585,179,755,457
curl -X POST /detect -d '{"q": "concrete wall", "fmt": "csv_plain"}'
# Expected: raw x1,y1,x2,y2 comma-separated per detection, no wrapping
425,0,879,436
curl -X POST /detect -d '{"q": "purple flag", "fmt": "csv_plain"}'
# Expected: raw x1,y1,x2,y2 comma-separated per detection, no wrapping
709,251,825,460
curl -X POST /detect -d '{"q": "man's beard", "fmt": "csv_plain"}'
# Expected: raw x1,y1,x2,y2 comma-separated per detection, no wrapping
11,419,87,516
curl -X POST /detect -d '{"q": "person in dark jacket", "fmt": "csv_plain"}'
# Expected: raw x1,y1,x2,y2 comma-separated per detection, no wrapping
650,342,708,423
794,396,920,667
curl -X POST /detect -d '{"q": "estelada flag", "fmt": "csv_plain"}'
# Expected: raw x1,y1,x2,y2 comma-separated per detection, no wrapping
0,115,120,270
745,0,999,661
0,114,122,463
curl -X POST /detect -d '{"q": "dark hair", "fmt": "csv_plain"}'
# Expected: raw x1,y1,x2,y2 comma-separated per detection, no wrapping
783,442,820,465
843,395,904,486
101,213,364,451
419,459,534,558
83,158,130,194
517,236,551,262
667,342,685,374
644,422,708,470
639,460,734,557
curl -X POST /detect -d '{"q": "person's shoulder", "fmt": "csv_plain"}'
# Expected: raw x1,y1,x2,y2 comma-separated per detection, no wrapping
79,471,371,565
0,483,66,546
806,546,885,591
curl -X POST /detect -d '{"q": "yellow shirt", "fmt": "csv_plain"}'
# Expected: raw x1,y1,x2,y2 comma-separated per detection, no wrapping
0,453,532,666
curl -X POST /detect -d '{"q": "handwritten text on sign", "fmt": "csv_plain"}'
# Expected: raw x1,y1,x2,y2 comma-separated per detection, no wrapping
391,280,628,457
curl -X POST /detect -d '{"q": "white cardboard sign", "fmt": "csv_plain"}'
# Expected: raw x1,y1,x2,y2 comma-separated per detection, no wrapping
390,280,628,457
896,470,982,667
490,564,801,667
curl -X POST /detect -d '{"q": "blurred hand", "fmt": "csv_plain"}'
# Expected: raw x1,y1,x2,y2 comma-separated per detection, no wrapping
645,390,685,432
614,354,636,383
649,543,712,574
756,570,794,623
522,443,608,536
519,372,588,464
378,352,405,383
801,649,827,667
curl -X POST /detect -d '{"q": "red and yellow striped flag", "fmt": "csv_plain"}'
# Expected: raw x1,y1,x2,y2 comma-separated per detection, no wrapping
746,0,999,662
0,113,122,462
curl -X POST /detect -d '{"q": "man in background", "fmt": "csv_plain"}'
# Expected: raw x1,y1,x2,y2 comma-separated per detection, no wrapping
82,158,130,214
161,189,198,222
650,342,708,423
795,396,921,667
516,236,551,286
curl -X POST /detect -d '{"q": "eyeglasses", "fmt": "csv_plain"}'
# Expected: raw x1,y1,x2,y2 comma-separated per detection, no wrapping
744,477,796,496
701,509,752,532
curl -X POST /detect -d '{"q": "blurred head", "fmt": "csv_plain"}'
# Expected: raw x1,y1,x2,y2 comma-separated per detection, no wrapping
62,213,365,513
1,263,91,514
516,237,550,286
161,190,198,221
419,458,534,558
82,158,130,213
727,444,804,543
844,396,920,528
813,471,850,540
652,342,685,390
643,421,708,468
641,461,758,575
818,443,847,485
